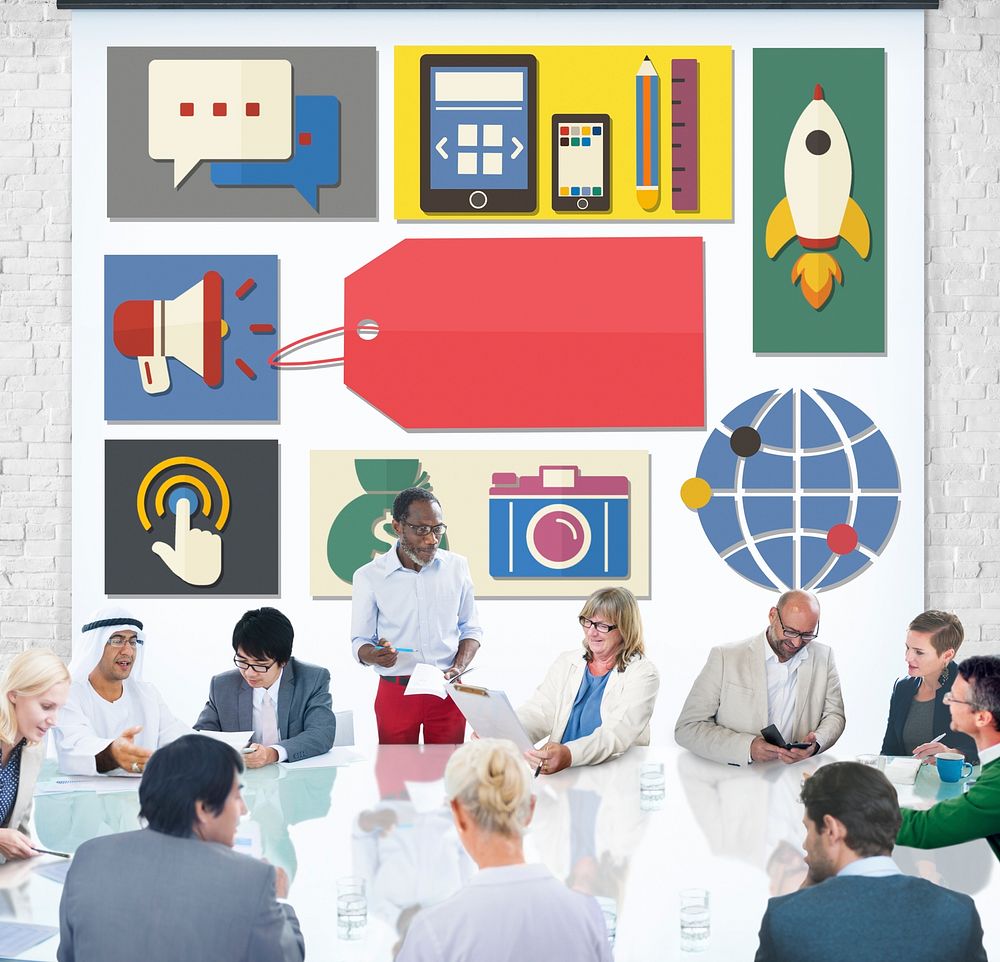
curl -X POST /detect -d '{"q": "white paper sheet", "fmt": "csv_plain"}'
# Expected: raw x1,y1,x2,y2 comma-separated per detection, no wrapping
884,756,922,785
196,729,254,750
405,663,449,699
404,778,447,814
0,922,58,955
279,747,364,769
34,775,141,795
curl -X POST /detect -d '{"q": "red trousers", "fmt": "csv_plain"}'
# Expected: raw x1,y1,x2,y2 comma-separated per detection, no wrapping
374,675,466,745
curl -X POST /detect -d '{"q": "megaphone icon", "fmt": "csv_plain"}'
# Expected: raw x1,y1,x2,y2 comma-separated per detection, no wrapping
113,271,230,395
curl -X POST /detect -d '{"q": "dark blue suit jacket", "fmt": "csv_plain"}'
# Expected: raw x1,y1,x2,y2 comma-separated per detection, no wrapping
194,657,336,762
755,874,986,962
880,661,978,764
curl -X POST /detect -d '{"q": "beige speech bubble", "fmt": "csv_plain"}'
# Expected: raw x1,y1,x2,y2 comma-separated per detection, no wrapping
148,59,293,188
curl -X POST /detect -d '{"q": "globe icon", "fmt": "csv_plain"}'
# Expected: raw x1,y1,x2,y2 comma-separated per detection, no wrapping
681,388,900,592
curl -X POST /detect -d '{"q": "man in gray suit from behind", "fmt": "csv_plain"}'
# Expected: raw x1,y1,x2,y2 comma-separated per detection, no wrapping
755,762,986,962
58,735,305,962
195,607,336,766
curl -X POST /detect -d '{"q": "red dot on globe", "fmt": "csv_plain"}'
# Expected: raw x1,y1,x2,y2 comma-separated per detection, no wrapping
827,524,859,555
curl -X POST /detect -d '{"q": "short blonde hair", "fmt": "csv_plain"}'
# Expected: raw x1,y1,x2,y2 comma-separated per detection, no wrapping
444,739,532,837
579,587,646,672
0,648,70,747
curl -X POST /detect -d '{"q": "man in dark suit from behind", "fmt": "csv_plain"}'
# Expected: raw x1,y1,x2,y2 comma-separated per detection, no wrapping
754,761,986,962
195,607,336,767
58,735,304,962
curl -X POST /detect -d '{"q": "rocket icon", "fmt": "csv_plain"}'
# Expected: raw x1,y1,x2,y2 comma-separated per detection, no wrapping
765,84,870,310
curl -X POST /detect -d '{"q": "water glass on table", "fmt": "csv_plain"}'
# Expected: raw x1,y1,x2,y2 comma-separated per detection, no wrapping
856,754,884,771
679,888,710,952
639,762,665,810
336,876,367,941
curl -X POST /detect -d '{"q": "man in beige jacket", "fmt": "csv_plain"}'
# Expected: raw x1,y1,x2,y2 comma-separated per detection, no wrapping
674,590,845,767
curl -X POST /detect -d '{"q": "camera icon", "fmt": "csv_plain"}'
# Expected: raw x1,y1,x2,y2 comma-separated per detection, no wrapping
488,465,629,578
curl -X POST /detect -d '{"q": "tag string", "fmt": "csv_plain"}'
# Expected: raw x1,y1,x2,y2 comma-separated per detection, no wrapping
268,327,345,368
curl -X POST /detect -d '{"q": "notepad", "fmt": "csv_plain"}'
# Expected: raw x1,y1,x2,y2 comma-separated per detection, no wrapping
196,729,254,750
447,685,535,754
884,757,922,785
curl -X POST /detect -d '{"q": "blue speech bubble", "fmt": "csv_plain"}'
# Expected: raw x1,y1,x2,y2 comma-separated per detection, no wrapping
210,95,340,210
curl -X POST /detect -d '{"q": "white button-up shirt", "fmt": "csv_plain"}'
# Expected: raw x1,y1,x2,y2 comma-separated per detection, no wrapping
252,668,286,762
765,637,810,742
351,545,483,676
837,855,902,878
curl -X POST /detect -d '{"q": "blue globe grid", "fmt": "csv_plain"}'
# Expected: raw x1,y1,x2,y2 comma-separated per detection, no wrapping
690,388,901,592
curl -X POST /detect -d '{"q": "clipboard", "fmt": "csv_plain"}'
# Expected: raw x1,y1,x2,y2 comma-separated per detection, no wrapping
448,684,535,754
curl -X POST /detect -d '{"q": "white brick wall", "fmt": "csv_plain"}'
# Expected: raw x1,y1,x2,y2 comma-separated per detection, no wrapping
927,0,1000,649
0,0,71,662
0,0,994,659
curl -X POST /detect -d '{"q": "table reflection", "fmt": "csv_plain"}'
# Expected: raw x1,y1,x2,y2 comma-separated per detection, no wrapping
352,746,474,957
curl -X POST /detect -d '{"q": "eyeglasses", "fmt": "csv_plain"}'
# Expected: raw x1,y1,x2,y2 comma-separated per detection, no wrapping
234,656,277,674
107,635,142,648
401,521,448,538
774,610,819,643
943,692,979,708
579,616,617,634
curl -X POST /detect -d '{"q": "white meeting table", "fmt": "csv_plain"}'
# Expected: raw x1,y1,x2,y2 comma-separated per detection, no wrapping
0,746,996,961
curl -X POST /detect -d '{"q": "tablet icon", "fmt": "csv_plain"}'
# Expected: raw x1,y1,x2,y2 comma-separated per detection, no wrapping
420,54,537,214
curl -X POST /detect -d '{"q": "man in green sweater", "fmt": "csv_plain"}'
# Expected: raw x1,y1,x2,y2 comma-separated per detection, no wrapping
897,655,1000,861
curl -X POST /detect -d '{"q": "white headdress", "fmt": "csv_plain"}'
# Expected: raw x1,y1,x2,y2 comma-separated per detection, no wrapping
71,605,147,685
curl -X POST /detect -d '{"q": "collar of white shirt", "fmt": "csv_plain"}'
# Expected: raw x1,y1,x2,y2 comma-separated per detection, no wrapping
469,863,553,886
763,635,810,671
252,667,283,709
978,741,1000,768
836,856,902,879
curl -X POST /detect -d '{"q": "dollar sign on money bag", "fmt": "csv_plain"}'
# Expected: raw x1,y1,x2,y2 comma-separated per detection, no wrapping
327,458,448,583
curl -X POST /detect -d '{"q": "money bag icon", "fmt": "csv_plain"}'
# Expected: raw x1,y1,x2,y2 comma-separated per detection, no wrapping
327,458,448,583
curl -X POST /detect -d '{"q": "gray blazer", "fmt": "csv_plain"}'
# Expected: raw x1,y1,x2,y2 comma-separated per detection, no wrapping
57,828,305,962
755,873,986,962
194,657,336,762
674,631,845,767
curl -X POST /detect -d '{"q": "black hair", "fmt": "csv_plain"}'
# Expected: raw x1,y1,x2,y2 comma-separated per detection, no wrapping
392,487,440,523
799,762,900,858
139,735,244,838
232,607,293,664
958,655,1000,731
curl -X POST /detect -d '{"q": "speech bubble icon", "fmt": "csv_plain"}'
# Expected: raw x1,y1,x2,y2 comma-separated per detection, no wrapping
210,95,341,210
148,59,293,189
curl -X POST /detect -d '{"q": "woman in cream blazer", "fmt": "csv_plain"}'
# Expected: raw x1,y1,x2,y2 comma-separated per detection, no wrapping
518,588,659,775
0,648,70,860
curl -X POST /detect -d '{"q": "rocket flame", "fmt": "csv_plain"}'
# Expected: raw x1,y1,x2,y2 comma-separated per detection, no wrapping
791,252,843,310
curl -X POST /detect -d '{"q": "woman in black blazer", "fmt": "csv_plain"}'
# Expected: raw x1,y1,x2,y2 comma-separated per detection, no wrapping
880,611,978,764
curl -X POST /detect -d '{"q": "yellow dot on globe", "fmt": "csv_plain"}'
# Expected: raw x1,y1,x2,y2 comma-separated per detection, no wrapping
680,477,712,510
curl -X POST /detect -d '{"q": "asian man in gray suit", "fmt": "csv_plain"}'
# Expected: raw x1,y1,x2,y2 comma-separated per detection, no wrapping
57,735,305,962
195,607,336,767
755,762,986,962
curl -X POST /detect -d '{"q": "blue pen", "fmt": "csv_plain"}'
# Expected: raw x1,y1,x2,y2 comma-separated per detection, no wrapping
394,647,414,653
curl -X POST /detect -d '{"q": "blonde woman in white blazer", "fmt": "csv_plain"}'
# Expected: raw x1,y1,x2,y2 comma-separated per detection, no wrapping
0,648,70,860
518,588,659,775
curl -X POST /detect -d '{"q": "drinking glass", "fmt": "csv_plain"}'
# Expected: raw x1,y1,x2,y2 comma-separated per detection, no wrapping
679,888,710,952
336,876,367,940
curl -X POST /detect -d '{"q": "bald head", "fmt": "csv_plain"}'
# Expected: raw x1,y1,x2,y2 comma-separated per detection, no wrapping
776,590,820,619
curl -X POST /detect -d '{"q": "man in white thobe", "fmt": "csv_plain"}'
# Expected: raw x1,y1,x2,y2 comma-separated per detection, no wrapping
53,606,190,775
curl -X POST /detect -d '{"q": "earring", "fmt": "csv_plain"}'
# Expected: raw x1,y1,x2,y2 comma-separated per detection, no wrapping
939,666,950,687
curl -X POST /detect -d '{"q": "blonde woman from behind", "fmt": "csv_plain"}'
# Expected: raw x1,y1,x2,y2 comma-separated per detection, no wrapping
0,648,70,860
396,738,612,962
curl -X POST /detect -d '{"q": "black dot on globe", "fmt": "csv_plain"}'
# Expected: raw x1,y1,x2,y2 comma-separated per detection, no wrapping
730,427,762,458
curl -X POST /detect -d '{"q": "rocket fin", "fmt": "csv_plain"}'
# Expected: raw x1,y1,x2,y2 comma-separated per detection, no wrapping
839,196,871,259
765,197,796,258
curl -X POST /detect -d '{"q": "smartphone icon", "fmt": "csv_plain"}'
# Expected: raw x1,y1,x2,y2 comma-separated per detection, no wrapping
552,113,610,213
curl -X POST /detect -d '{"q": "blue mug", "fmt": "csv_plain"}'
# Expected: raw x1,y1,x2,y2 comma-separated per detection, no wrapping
936,752,974,783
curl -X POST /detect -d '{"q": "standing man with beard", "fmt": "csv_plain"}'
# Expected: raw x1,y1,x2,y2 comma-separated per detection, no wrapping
351,488,482,744
53,606,190,775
